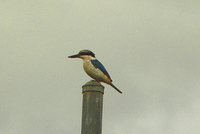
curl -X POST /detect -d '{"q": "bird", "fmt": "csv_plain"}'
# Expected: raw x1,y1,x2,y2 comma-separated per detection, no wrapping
68,50,122,94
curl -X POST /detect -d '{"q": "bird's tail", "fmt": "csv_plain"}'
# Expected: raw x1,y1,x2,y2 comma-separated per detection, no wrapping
110,83,122,94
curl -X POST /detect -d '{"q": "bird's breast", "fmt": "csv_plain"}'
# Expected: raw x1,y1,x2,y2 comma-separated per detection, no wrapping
83,60,111,83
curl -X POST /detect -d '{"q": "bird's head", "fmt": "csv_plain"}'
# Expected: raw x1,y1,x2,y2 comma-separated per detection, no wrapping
68,50,96,60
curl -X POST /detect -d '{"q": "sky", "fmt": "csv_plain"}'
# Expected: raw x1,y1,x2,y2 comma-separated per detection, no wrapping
0,0,200,134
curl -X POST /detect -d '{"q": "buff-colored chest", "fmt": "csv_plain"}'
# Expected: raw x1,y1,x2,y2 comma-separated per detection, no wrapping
83,60,111,84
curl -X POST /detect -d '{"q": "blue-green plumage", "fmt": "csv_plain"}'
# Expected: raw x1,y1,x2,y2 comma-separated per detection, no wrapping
91,59,111,79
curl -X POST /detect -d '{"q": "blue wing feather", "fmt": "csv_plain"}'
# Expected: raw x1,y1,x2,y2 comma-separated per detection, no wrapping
91,59,111,79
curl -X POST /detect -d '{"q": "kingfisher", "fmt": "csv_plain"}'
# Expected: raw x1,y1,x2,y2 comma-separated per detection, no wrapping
68,50,122,94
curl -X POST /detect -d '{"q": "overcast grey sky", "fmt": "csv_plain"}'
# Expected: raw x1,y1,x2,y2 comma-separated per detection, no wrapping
0,0,200,134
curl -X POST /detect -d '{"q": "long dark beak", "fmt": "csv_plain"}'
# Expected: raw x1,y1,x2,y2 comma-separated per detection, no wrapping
68,54,80,58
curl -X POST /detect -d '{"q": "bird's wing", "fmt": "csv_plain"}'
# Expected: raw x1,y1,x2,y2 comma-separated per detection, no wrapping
91,59,111,79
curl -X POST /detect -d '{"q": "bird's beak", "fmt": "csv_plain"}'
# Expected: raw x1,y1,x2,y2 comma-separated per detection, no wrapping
68,54,80,58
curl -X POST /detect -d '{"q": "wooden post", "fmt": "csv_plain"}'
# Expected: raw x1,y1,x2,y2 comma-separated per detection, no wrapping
81,80,104,134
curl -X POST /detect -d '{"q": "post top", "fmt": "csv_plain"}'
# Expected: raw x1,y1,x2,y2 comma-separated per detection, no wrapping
82,80,104,94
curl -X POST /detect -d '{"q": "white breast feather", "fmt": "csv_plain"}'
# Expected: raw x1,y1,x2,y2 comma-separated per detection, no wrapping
83,60,111,83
